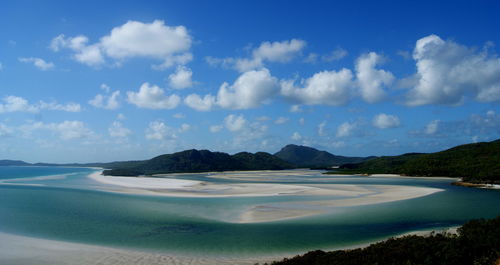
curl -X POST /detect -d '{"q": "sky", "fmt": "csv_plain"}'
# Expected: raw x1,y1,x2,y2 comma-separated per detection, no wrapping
0,0,500,163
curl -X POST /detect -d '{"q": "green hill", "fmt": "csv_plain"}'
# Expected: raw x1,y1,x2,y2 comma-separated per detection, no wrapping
103,149,294,176
275,144,374,168
338,139,500,183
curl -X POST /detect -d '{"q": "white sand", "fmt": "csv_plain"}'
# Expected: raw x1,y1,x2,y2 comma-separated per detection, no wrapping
88,171,443,223
0,232,273,265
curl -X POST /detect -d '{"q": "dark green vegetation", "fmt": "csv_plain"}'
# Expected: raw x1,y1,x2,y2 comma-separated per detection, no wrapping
335,139,500,184
267,216,500,265
275,144,374,168
102,149,293,176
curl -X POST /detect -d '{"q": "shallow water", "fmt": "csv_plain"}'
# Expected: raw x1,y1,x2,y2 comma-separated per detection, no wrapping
0,166,499,257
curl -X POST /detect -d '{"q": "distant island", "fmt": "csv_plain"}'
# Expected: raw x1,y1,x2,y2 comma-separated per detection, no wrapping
2,139,499,184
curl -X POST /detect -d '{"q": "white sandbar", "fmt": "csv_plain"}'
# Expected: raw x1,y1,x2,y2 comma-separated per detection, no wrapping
88,171,443,223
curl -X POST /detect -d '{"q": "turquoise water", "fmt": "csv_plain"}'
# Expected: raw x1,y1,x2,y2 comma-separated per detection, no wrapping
0,166,499,257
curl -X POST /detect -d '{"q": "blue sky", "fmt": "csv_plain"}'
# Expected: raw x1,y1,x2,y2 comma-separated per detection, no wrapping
1,0,499,163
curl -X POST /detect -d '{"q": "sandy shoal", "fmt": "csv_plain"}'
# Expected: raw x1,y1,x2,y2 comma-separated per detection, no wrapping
88,171,443,223
0,232,272,265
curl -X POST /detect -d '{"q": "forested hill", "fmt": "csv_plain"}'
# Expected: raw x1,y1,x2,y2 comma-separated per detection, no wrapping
274,144,374,168
338,139,500,183
102,149,294,176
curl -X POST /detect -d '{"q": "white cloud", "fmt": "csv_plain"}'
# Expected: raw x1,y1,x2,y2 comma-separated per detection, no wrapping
217,68,279,109
24,121,94,140
336,122,355,138
179,123,191,133
299,117,305,125
275,117,289,124
425,120,440,135
318,121,327,136
355,52,394,103
51,20,192,68
38,101,81,112
0,96,80,113
127,83,180,109
253,39,306,63
406,34,500,105
0,62,3,71
322,48,348,62
281,69,353,106
89,90,120,110
373,113,401,129
289,105,302,113
184,94,216,111
291,132,302,141
210,39,306,72
186,68,279,111
19,57,54,70
0,123,13,137
145,121,176,140
117,113,126,120
169,66,193,89
224,114,247,132
108,121,131,138
209,125,223,133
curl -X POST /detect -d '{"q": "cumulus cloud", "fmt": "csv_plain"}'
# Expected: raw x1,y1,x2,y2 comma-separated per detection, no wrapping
0,96,80,113
217,68,279,109
108,121,131,138
289,104,302,113
145,121,176,140
224,114,247,132
406,34,500,105
425,120,440,135
51,20,192,68
89,86,120,110
208,39,306,72
291,132,302,141
184,94,216,111
18,57,54,70
185,68,279,111
355,52,394,103
274,117,289,124
23,121,94,140
209,125,223,133
179,123,191,133
373,113,401,129
281,69,353,105
336,122,355,138
169,66,193,89
127,83,180,109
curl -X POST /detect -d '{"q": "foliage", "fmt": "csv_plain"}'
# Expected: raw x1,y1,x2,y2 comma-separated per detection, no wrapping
103,149,294,176
274,144,374,168
336,139,500,183
266,216,500,265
